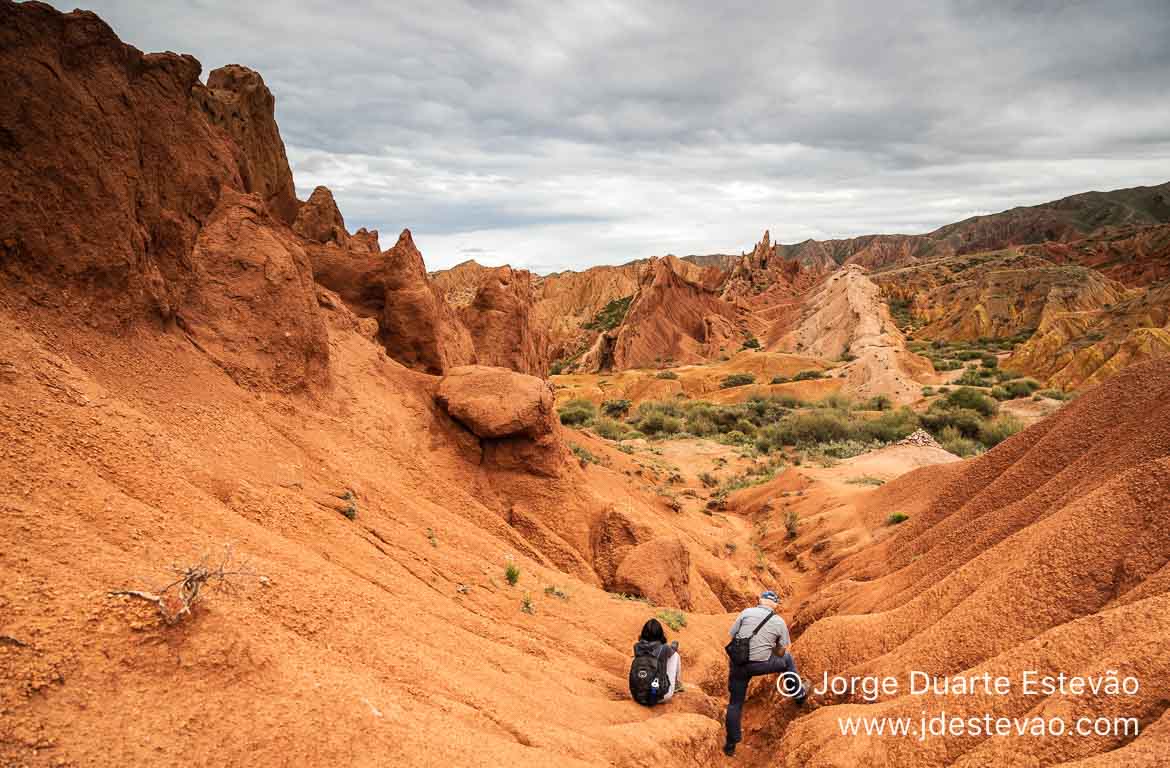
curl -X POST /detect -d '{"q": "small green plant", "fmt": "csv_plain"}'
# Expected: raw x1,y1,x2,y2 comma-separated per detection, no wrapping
656,370,679,380
543,585,569,600
792,369,826,381
427,527,438,547
698,470,718,488
571,443,599,466
770,375,790,384
887,512,909,525
582,295,633,331
505,562,521,586
1036,388,1070,401
610,592,653,605
741,337,761,350
656,609,687,631
721,373,757,388
521,592,535,614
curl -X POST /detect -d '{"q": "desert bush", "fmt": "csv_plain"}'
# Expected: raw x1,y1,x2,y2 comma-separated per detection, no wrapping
943,387,999,417
955,368,989,386
980,354,999,368
847,476,885,486
990,385,1010,401
1036,388,1070,400
582,295,633,331
815,439,874,460
792,369,826,381
939,426,983,457
558,398,596,426
741,337,761,350
592,417,630,441
860,407,919,442
862,395,892,411
505,562,521,586
521,592,535,614
571,443,599,465
656,609,687,631
887,512,909,525
770,375,790,384
655,370,679,380
1002,378,1040,398
544,585,569,600
979,414,1024,447
601,398,632,417
698,471,718,488
720,373,757,388
921,386,935,396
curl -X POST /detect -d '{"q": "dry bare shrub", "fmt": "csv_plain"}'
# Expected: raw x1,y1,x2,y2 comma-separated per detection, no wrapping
109,544,260,624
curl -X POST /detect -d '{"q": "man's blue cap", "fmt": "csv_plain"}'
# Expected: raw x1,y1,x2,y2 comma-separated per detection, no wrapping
760,590,779,602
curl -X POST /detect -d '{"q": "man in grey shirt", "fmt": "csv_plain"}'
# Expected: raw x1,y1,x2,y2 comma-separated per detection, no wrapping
723,590,805,756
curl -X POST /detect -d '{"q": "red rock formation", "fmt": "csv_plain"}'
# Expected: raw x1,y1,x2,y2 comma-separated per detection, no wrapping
0,1,326,391
584,256,743,371
433,263,552,375
312,229,475,374
198,64,300,226
176,189,329,391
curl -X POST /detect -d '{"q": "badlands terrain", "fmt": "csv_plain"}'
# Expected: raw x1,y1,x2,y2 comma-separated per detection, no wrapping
2,3,1169,767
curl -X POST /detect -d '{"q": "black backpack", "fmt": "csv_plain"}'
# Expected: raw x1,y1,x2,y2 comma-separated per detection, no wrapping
629,642,671,706
725,609,774,666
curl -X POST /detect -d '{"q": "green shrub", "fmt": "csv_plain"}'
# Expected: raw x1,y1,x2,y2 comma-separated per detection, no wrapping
990,385,1010,401
549,360,566,376
939,426,983,457
770,375,790,384
862,395,893,411
698,471,718,488
955,368,989,386
558,398,596,426
887,512,909,525
792,369,826,381
979,414,1024,447
592,417,630,441
570,443,599,465
921,386,935,396
944,387,999,417
1002,378,1041,398
637,411,683,435
720,373,757,388
933,358,962,371
601,398,632,417
980,354,999,369
741,337,761,350
847,476,885,486
656,370,679,380
860,407,919,443
520,592,535,614
505,562,520,586
1036,388,1070,400
656,609,687,631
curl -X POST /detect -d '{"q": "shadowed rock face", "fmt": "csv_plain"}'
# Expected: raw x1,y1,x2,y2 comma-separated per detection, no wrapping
0,1,326,392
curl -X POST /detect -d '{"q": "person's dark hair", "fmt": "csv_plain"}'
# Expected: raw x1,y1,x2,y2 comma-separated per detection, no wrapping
639,618,668,643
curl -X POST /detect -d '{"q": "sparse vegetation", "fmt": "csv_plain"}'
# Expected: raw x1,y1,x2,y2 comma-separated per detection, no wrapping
582,295,633,331
505,561,521,586
887,512,910,525
785,509,799,539
656,609,687,631
847,476,885,486
558,398,597,426
571,443,599,466
741,337,761,350
601,398,632,417
521,592,535,614
720,373,757,388
792,369,826,381
108,544,257,625
655,370,679,380
771,375,790,384
698,471,718,487
427,527,438,547
544,585,569,600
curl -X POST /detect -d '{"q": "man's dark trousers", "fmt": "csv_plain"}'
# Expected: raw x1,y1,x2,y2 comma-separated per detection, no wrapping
725,652,803,746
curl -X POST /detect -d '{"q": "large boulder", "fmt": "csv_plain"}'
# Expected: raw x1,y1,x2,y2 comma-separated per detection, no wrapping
435,365,555,439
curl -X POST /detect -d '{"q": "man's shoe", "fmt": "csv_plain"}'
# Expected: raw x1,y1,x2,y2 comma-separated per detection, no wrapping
723,742,736,757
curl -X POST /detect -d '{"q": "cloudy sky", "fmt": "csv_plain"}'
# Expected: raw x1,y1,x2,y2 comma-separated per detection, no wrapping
53,0,1170,273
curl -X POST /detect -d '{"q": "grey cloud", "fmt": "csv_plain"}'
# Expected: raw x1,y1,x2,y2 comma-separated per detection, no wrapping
49,0,1170,271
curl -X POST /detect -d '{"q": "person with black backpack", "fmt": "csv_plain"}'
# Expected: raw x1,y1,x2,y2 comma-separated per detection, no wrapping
722,590,805,756
628,618,681,706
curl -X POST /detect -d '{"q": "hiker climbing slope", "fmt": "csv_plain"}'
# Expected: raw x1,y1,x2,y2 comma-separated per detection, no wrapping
723,590,805,757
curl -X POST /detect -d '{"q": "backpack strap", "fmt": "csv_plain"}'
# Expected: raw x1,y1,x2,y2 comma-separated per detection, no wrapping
747,609,775,638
